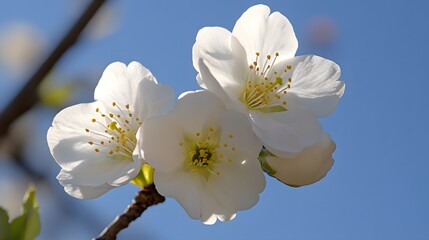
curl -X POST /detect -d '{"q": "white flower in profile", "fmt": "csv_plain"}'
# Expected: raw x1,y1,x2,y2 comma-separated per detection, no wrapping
193,4,345,157
264,133,336,187
139,91,265,224
47,62,174,199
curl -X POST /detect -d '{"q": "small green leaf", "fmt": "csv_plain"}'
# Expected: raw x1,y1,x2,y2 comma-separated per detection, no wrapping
10,185,40,240
0,207,10,240
258,148,277,176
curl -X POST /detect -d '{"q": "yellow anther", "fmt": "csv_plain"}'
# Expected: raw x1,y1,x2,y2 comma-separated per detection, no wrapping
85,128,90,132
275,52,279,56
125,104,130,109
95,149,100,152
267,55,271,60
112,102,116,106
92,118,96,123
109,122,118,130
287,65,292,69
88,141,93,145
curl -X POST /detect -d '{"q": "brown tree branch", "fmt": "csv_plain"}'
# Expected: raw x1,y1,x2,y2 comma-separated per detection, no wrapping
94,184,166,240
0,0,107,138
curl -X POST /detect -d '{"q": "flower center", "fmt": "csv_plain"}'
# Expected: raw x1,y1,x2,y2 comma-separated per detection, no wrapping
239,52,293,113
84,102,142,160
179,127,238,180
190,146,214,167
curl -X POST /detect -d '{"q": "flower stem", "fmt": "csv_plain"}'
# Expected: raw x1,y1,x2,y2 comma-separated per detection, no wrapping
94,184,165,240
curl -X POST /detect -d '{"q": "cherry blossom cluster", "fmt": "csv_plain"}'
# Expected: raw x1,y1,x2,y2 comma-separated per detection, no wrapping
47,5,344,224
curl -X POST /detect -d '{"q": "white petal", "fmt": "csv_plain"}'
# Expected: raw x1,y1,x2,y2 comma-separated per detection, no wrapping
94,61,174,126
47,102,108,171
266,133,335,187
209,157,265,211
249,101,323,155
135,81,174,121
206,109,265,211
61,182,113,200
139,115,184,172
173,91,225,134
154,171,204,220
57,156,140,188
194,27,248,101
219,110,262,158
232,4,298,61
196,60,248,114
200,192,236,225
94,61,156,109
286,55,345,117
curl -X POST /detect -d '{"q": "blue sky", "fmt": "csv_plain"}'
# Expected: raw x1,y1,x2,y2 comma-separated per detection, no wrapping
0,0,428,239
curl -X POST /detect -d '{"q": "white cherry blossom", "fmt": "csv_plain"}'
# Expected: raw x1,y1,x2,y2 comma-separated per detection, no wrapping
47,62,174,199
139,91,265,224
193,4,345,157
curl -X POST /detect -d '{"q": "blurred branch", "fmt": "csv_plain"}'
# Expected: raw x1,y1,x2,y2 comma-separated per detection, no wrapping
0,0,107,138
94,184,165,240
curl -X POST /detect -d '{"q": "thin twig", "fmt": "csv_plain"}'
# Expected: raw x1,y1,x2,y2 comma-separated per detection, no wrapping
0,0,107,138
94,184,166,240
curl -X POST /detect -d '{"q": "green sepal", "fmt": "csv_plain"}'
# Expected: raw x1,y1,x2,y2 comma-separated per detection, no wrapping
258,148,277,176
0,207,10,240
131,164,154,187
9,185,40,240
